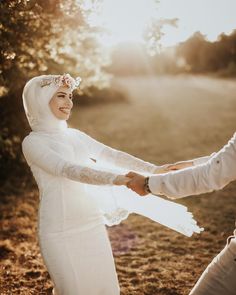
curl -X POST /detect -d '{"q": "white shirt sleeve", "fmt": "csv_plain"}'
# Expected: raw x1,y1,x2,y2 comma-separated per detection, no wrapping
76,129,158,173
148,132,236,199
22,135,119,185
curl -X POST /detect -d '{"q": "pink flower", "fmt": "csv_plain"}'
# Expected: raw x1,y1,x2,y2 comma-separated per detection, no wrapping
40,73,82,90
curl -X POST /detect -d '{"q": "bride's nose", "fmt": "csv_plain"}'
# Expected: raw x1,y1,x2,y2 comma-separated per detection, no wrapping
65,97,73,107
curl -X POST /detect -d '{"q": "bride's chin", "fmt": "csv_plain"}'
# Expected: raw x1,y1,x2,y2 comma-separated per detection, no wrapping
59,111,70,120
57,114,69,120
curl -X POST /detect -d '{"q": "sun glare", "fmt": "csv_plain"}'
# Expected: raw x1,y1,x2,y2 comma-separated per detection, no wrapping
88,0,158,46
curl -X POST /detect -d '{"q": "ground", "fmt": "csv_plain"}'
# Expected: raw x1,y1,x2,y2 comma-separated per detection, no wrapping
1,75,236,294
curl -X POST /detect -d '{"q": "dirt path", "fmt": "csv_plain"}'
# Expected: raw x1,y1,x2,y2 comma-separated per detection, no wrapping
1,75,236,294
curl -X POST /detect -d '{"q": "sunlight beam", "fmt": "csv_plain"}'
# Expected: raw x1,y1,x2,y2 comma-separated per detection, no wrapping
88,0,158,45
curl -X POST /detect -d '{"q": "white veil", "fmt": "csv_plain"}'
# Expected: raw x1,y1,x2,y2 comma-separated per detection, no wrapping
85,160,204,237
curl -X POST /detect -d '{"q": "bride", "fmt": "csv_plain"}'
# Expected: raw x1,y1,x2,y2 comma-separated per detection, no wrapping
22,73,203,295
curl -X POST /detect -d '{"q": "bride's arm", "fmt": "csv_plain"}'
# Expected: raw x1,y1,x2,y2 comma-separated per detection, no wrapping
22,135,129,186
75,129,161,174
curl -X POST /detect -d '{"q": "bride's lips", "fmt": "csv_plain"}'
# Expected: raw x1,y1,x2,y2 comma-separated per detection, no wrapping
59,107,71,115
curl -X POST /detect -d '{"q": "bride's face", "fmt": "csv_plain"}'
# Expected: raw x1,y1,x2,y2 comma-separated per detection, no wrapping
49,86,73,120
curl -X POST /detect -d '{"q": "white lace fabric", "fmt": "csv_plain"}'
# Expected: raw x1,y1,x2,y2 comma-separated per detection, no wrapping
103,207,130,226
61,164,117,185
22,135,119,186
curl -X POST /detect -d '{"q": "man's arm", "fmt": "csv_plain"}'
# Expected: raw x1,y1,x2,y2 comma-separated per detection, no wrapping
126,132,236,199
148,133,236,199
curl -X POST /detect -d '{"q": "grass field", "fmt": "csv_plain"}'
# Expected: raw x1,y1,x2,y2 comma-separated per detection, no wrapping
1,75,236,294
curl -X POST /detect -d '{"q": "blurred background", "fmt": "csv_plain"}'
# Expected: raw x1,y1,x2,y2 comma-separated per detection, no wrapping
1,0,236,294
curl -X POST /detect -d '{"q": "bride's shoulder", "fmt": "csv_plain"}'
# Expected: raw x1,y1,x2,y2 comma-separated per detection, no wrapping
68,127,79,134
22,133,34,144
68,127,87,138
22,132,45,147
67,128,95,147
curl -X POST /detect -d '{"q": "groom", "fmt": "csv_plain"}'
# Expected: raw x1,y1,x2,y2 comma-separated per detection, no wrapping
126,132,236,295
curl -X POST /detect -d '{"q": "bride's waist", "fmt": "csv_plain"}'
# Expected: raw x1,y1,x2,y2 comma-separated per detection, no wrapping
41,179,86,194
37,215,104,237
39,192,100,213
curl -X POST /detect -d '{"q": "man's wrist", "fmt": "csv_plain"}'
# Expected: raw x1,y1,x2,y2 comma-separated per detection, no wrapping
144,176,152,194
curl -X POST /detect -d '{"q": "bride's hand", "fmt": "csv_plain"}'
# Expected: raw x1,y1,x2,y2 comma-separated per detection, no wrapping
154,161,194,174
113,175,131,186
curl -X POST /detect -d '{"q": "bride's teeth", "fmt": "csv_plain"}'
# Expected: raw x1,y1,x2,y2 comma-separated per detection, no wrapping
59,108,70,113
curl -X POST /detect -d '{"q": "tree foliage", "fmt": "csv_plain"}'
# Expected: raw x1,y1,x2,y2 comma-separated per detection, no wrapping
176,30,236,74
0,0,112,186
0,0,112,97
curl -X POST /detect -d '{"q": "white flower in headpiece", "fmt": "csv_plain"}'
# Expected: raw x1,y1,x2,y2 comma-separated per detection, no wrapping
40,73,82,91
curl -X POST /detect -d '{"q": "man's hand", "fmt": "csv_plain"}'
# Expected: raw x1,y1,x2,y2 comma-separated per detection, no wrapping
125,172,148,196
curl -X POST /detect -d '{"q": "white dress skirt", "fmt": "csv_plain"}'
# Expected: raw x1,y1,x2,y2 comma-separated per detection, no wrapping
22,127,203,295
39,224,119,295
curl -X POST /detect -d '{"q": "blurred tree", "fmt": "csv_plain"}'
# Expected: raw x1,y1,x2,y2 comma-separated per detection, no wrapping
0,0,111,96
216,31,236,69
176,32,207,72
0,0,111,189
176,30,236,75
143,17,178,56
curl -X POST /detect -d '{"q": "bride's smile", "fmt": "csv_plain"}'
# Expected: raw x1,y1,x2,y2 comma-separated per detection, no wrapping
59,106,71,115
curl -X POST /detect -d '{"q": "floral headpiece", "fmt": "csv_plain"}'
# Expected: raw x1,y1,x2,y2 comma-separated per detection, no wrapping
40,73,82,91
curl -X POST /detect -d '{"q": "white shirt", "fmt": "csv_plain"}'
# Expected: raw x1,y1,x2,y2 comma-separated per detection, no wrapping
149,132,236,199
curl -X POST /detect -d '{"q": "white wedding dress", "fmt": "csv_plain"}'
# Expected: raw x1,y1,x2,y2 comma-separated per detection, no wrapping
21,74,203,295
22,128,202,295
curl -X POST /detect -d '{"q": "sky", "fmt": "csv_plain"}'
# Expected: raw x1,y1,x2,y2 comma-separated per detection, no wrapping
89,0,236,47
155,0,236,46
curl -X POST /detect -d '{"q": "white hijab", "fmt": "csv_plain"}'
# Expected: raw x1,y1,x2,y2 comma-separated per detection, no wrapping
22,74,81,133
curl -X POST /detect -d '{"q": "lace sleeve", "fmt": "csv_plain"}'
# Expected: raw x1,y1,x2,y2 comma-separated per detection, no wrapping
22,135,119,185
76,129,158,173
61,164,118,185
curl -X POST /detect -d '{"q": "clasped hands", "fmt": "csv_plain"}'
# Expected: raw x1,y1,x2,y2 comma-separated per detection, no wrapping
114,161,193,196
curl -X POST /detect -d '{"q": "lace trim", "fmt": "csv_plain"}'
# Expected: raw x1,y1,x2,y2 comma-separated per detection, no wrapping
61,163,118,185
103,207,130,226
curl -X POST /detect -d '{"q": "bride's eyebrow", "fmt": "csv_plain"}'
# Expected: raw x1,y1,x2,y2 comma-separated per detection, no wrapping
57,92,67,95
